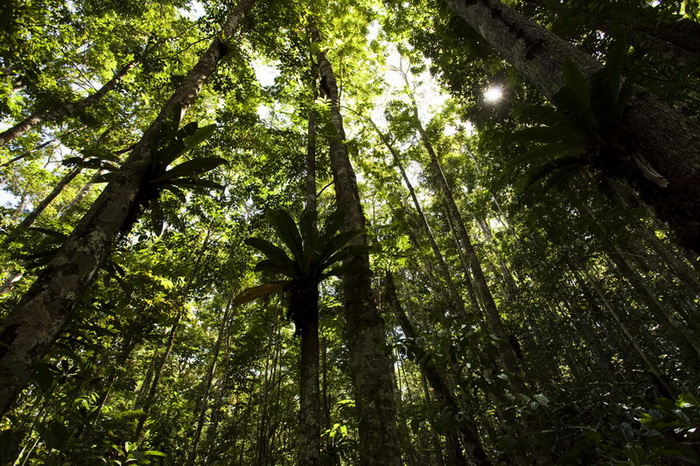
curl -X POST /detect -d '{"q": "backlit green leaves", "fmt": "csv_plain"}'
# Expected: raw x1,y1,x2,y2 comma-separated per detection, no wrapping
235,207,370,307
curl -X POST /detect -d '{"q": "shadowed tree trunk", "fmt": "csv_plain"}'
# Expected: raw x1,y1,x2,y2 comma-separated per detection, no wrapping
0,0,256,418
442,0,700,254
310,21,401,466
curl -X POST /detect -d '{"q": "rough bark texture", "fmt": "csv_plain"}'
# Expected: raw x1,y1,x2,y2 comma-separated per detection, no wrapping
0,61,137,147
310,22,401,466
384,272,491,465
443,0,700,254
299,80,321,465
0,0,255,418
299,305,320,465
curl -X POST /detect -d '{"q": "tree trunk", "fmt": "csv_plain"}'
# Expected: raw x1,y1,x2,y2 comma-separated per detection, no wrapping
406,90,523,388
0,61,138,148
299,306,320,465
384,272,492,465
296,77,322,465
369,118,469,321
3,167,81,245
0,0,256,418
134,312,181,438
442,0,700,255
310,22,401,466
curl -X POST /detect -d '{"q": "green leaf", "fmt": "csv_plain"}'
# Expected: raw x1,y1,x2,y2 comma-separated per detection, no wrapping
233,283,284,307
319,209,345,243
267,209,304,263
323,262,371,279
169,179,225,192
32,363,55,391
37,422,71,450
513,143,585,165
151,157,226,184
519,105,559,124
322,244,371,268
511,126,585,145
526,156,588,189
605,42,627,105
318,230,363,263
561,58,590,106
183,124,216,149
245,237,292,263
161,185,187,203
255,259,299,279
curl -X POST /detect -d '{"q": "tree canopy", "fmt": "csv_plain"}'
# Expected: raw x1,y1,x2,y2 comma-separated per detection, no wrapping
1,0,699,464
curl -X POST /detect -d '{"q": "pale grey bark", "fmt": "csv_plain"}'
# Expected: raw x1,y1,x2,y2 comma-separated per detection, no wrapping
310,22,401,466
299,83,321,465
0,0,256,418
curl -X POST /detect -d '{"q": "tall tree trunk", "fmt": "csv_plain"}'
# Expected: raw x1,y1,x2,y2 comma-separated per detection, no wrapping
298,91,321,465
0,61,138,147
384,272,491,465
0,0,255,418
369,118,468,321
299,304,320,465
3,167,81,245
529,0,700,67
442,0,700,254
310,22,401,465
134,312,181,438
404,89,523,388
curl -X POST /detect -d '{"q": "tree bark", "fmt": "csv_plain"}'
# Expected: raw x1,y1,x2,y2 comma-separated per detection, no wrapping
310,22,401,466
442,0,700,254
0,0,256,418
299,307,320,465
0,61,138,148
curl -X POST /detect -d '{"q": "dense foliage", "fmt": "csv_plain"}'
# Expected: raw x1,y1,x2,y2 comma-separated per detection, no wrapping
1,0,699,464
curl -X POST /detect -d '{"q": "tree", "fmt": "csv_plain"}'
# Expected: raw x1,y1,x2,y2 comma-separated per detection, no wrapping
310,20,403,465
0,0,256,417
441,0,700,254
1,1,699,464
